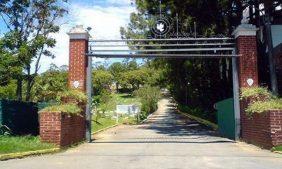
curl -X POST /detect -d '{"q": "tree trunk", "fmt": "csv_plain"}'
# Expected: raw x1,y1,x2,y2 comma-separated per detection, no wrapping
116,83,119,93
16,78,22,101
26,77,32,101
25,66,33,101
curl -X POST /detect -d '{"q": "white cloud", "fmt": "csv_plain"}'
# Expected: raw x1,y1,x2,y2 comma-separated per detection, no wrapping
38,1,135,72
103,0,133,6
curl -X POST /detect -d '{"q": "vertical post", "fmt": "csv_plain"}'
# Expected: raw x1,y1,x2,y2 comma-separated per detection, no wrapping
86,55,92,142
67,25,89,91
233,24,258,140
232,49,240,140
265,13,278,95
233,24,258,88
67,25,90,141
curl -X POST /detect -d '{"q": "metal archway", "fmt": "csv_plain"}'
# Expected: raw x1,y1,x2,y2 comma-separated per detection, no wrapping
85,37,240,142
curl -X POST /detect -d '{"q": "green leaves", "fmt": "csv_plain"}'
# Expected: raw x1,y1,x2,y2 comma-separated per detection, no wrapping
246,99,282,115
92,69,114,95
240,87,273,100
32,65,68,102
133,86,161,116
39,104,82,116
0,0,68,101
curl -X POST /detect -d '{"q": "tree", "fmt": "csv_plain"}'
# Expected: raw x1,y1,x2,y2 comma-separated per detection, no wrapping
120,0,244,122
0,0,68,101
109,62,125,92
32,64,68,102
0,38,22,86
120,68,149,91
92,70,114,95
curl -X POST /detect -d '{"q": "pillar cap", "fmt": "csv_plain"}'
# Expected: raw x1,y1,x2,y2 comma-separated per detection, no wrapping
67,25,90,40
232,24,257,39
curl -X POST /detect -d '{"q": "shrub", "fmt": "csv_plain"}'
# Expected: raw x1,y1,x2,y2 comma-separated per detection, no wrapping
39,104,82,116
0,125,12,135
240,87,272,100
57,90,87,103
246,99,282,115
134,86,161,119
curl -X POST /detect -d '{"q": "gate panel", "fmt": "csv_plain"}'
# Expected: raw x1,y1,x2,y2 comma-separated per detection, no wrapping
216,98,235,140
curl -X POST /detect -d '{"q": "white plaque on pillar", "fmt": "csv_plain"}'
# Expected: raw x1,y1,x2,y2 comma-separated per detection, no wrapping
247,78,254,86
73,81,80,89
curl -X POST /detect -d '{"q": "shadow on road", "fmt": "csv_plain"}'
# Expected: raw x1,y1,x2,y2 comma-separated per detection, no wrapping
93,97,235,144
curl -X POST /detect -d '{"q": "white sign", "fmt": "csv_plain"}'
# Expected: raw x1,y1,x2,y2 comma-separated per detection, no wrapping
73,81,80,88
247,78,254,86
116,105,140,115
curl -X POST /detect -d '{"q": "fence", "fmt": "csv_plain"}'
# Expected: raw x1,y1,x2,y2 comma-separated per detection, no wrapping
0,100,52,135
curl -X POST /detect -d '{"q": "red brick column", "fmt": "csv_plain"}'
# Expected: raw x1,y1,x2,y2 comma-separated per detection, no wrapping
67,25,90,91
233,24,258,88
233,24,259,140
40,112,86,147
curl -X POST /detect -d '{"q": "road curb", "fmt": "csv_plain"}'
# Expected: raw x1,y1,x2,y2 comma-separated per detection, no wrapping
177,111,218,130
0,148,60,161
140,113,154,124
272,151,282,155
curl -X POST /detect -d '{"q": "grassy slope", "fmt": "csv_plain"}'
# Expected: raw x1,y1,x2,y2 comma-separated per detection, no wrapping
0,136,56,154
92,93,140,133
100,93,141,112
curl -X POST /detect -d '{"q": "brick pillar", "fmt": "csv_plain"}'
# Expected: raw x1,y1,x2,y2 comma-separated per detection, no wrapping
233,24,259,140
233,24,258,88
67,25,90,91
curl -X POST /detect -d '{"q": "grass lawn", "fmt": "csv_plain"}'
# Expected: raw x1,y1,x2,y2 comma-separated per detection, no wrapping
92,115,137,133
0,136,56,155
92,117,117,133
92,93,140,133
272,145,282,152
99,93,141,112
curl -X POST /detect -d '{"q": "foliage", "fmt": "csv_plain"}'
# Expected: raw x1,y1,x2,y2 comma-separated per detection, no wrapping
57,90,87,104
32,65,68,102
92,69,113,95
0,136,55,154
246,99,282,115
0,80,17,100
109,62,125,92
0,39,22,86
272,145,282,152
0,0,68,101
240,87,273,100
96,90,114,113
39,104,82,116
134,86,161,118
0,125,12,136
120,68,149,91
121,0,243,122
94,92,141,113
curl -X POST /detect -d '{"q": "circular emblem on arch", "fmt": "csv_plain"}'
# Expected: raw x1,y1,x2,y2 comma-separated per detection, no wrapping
151,16,171,37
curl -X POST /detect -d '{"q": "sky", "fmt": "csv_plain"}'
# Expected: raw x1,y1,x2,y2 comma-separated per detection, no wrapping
47,0,136,72
0,0,136,72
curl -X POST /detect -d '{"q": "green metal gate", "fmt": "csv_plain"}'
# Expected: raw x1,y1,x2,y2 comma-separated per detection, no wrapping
215,98,235,140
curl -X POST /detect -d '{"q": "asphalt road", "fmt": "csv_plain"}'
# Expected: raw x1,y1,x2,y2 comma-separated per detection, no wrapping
1,98,282,169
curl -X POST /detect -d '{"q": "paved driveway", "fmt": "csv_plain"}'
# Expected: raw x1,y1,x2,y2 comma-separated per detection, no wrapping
1,98,282,169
